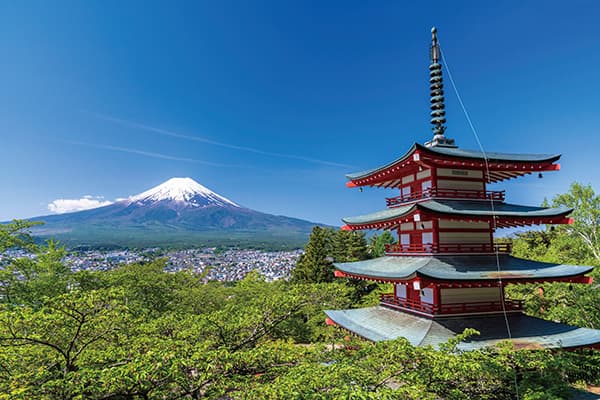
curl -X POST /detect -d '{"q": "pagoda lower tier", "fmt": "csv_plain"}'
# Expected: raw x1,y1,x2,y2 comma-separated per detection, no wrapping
326,255,600,349
324,307,600,350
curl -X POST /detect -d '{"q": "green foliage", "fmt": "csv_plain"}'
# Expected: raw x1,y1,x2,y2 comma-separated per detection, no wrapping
513,182,600,265
0,220,42,252
292,226,335,283
368,231,395,258
292,227,376,304
506,183,600,391
0,288,129,399
331,229,369,262
1,238,70,307
292,226,370,283
552,182,600,262
2,216,600,398
506,267,600,331
508,183,600,332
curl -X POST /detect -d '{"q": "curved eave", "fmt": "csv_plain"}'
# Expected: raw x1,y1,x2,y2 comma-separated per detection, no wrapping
419,143,561,164
324,307,600,349
418,200,573,219
341,201,573,230
346,144,419,181
342,203,416,230
333,255,594,282
334,256,427,281
345,143,562,187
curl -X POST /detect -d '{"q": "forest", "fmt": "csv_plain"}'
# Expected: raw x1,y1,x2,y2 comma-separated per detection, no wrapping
0,182,599,399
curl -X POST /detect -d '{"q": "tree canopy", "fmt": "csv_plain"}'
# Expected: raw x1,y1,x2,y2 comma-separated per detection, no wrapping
1,178,600,399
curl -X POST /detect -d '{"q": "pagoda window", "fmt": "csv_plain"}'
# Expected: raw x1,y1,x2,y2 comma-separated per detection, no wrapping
416,168,431,181
438,231,491,244
421,179,432,192
420,287,434,304
400,222,414,231
437,168,483,179
435,168,485,192
402,174,415,184
436,179,484,191
400,234,410,245
416,221,433,230
401,185,412,197
438,220,490,229
421,232,433,252
395,283,407,299
440,287,502,305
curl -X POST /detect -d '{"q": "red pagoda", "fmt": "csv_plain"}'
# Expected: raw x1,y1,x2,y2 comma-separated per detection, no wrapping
325,28,600,350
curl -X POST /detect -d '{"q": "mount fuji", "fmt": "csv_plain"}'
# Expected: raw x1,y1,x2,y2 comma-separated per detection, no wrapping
30,178,322,249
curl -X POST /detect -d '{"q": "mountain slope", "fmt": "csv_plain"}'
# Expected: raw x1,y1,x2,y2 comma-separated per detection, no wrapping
30,178,323,249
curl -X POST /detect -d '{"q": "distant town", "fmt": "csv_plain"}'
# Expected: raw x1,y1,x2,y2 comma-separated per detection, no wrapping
1,247,303,282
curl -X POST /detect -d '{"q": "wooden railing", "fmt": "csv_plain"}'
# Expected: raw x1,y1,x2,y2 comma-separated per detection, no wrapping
380,293,523,316
384,242,511,255
386,187,505,207
380,294,436,314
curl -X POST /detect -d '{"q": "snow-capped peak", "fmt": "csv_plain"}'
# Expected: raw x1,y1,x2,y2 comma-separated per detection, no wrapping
128,177,239,208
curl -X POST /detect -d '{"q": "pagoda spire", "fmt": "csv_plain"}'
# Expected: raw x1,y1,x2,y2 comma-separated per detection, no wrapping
425,27,456,148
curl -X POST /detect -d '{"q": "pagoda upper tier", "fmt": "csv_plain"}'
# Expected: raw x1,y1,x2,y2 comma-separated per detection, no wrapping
342,200,573,231
346,143,561,188
332,255,593,284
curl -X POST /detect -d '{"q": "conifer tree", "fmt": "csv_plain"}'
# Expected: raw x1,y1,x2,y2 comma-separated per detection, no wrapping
344,231,368,261
329,230,368,262
368,231,396,257
291,226,334,283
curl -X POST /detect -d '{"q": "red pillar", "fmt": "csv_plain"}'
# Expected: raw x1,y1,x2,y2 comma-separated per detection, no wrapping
432,218,439,253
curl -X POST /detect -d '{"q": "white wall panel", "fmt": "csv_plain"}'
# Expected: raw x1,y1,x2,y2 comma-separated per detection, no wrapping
440,287,502,304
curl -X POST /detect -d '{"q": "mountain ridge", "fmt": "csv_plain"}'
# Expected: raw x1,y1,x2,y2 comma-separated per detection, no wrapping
28,178,324,249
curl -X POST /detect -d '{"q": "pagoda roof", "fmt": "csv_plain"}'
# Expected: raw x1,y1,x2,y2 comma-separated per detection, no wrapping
342,200,572,228
324,306,600,349
346,143,561,184
333,255,593,282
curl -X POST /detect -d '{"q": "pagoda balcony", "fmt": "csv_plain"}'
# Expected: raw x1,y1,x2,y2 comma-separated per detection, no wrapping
379,293,523,317
386,187,505,207
384,242,512,256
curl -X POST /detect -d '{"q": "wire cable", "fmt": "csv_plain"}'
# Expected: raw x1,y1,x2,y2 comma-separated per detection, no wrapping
438,40,520,400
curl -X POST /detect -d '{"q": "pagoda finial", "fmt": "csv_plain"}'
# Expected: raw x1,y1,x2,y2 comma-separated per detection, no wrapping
431,26,439,63
425,26,456,148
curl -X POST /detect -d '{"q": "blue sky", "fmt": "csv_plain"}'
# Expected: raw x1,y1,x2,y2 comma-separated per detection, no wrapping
1,1,599,226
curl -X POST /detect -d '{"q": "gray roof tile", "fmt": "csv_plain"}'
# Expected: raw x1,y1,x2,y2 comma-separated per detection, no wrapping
334,255,593,281
325,306,600,349
342,200,572,225
347,143,561,180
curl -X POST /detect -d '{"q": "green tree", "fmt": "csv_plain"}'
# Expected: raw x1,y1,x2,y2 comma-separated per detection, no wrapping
551,182,600,262
368,231,396,257
0,288,130,399
103,258,197,316
511,229,558,262
331,230,368,262
0,221,72,307
0,220,41,252
508,183,600,331
291,226,334,283
343,230,368,261
2,219,599,398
